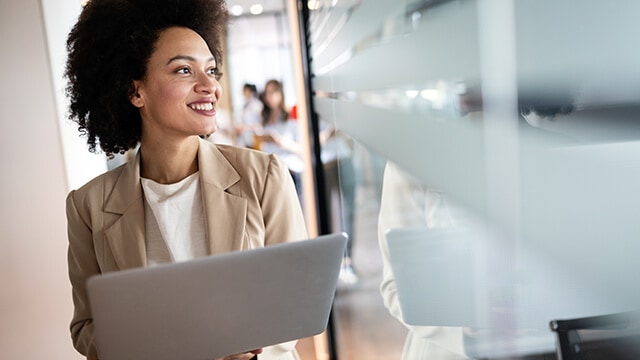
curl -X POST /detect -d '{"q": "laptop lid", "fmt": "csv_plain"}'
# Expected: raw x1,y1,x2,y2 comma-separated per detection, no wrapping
87,233,348,360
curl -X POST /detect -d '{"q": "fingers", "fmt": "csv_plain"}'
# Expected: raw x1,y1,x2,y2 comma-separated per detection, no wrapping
213,348,263,360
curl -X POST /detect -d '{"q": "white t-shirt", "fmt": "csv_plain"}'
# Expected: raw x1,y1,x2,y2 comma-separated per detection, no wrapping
141,172,208,265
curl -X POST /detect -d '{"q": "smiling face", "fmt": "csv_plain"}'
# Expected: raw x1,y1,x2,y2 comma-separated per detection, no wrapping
130,26,222,144
264,81,284,110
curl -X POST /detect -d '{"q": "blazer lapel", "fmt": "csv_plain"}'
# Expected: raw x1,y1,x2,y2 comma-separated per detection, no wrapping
104,152,147,270
198,138,248,254
102,139,246,268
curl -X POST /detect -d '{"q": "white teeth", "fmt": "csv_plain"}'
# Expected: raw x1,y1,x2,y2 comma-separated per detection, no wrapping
189,103,213,111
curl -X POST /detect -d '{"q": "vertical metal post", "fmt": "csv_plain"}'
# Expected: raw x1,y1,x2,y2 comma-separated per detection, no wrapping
297,1,337,359
287,0,337,358
296,2,332,238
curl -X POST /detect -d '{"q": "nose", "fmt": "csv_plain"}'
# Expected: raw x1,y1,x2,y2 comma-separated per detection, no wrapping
195,71,221,99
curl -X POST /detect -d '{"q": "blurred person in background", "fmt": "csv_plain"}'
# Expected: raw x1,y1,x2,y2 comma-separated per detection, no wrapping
235,83,263,149
258,79,304,201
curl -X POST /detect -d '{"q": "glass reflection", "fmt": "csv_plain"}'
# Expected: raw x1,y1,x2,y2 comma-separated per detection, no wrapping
316,79,475,118
310,0,640,359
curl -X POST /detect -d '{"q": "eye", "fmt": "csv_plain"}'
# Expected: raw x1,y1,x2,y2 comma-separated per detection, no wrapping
176,67,191,75
208,67,223,80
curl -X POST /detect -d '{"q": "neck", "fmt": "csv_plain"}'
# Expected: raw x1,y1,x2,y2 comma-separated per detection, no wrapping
139,136,200,184
268,109,283,124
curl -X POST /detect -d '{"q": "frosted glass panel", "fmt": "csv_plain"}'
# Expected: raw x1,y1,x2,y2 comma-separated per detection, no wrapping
315,97,485,213
308,0,640,358
515,0,640,107
311,1,402,69
313,0,480,91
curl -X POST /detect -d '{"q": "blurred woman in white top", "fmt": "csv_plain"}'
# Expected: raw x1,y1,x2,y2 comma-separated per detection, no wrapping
257,79,304,199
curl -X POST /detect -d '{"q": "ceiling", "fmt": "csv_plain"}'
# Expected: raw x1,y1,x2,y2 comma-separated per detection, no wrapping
226,0,288,16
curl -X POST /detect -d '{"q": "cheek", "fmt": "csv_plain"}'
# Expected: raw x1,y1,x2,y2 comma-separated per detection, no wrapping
155,84,189,104
142,77,188,104
139,83,190,120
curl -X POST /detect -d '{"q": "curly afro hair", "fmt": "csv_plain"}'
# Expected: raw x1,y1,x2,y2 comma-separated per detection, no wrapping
65,0,230,158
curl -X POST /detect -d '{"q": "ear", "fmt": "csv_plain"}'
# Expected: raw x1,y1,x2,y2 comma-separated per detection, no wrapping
129,81,144,108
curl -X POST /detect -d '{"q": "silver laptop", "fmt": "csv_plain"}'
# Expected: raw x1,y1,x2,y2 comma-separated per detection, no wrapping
87,233,348,360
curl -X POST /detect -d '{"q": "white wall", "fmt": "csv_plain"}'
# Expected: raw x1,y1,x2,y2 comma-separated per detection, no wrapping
40,0,109,190
0,0,91,358
227,14,297,124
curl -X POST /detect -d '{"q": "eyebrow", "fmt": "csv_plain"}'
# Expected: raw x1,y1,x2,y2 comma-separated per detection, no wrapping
166,55,216,65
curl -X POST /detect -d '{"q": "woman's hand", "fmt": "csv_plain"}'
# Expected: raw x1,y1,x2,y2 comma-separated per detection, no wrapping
214,348,263,360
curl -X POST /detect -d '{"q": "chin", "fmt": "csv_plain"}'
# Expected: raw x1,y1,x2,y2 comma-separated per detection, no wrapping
197,123,218,137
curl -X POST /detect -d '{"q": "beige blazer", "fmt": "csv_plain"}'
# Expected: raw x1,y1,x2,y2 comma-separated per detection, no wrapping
67,138,307,359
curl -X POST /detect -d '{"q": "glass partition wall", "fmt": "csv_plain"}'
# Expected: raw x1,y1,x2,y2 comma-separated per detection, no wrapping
301,0,640,359
226,0,640,358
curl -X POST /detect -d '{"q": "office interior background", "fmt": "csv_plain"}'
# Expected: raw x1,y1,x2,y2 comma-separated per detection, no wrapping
2,0,640,359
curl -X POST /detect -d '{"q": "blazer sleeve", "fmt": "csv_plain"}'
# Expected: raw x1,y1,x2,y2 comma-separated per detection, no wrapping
257,155,308,359
66,190,100,359
260,154,308,245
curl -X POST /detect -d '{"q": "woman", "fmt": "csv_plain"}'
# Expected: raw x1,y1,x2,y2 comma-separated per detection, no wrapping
64,1,307,359
257,79,304,199
235,83,264,149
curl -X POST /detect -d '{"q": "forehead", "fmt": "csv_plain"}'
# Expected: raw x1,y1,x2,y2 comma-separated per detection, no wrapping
152,27,214,62
266,84,281,93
